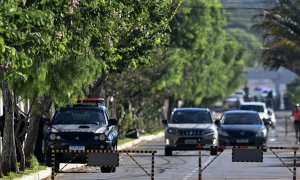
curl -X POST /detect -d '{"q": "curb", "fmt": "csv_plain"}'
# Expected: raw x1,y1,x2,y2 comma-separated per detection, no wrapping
14,131,164,180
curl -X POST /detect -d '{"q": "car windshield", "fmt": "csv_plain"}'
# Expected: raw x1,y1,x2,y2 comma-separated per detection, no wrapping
223,113,262,125
52,108,106,125
240,105,264,112
170,110,212,124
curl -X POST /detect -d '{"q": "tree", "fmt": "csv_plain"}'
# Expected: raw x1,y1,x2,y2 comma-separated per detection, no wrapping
253,0,300,75
226,28,262,67
0,1,54,173
1,0,181,168
105,0,246,130
161,0,245,107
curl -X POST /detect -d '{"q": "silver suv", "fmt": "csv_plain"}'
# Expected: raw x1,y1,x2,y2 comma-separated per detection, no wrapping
162,108,218,156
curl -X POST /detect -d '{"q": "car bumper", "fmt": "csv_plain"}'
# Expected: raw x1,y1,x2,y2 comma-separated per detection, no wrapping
45,141,113,163
165,133,217,150
219,135,266,146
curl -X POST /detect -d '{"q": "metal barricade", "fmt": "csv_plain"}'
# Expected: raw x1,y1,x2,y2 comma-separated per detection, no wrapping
51,147,156,180
197,145,299,180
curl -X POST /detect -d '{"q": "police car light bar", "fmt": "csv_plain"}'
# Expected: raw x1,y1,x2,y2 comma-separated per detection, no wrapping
77,98,105,105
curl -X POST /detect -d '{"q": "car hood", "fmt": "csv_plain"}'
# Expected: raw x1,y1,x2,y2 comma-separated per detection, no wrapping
220,124,264,131
51,124,106,133
167,123,215,129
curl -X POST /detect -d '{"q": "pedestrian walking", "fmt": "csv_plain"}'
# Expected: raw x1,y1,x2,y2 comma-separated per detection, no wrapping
291,103,300,144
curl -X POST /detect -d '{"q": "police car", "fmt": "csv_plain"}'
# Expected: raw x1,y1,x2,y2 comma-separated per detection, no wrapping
43,98,118,172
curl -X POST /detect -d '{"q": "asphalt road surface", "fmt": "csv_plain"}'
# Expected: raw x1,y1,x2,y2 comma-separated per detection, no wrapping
55,111,300,180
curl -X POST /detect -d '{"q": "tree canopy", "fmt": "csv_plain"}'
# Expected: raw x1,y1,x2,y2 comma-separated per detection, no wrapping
253,0,300,76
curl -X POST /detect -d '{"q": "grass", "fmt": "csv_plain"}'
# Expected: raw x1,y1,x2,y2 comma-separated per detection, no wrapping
1,161,47,180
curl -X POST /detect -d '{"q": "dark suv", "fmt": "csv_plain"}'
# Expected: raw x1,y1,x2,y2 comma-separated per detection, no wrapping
43,98,118,173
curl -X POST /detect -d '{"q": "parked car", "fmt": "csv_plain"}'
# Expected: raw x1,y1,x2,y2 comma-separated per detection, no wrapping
239,101,274,128
162,108,218,156
216,110,268,146
43,98,118,173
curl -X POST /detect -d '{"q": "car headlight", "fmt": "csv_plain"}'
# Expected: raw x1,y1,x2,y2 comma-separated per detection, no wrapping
50,134,56,140
218,130,229,136
56,135,61,140
256,129,267,137
167,128,177,134
99,134,106,140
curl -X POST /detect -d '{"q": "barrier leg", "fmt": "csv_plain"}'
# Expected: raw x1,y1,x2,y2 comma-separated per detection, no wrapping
151,153,154,180
199,150,202,180
51,148,55,180
293,149,297,180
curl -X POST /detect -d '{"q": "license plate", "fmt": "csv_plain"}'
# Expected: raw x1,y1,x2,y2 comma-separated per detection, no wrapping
184,140,197,144
236,139,249,143
69,145,85,151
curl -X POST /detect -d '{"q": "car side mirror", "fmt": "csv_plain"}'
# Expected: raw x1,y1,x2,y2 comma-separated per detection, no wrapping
108,118,118,126
162,120,168,125
41,117,51,126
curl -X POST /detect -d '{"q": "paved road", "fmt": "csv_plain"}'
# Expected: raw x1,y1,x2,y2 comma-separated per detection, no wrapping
55,111,300,180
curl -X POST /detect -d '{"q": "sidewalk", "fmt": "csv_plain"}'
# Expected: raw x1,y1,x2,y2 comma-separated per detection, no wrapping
15,132,164,180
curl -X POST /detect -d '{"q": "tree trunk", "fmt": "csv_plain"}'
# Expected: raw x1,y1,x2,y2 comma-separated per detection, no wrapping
1,80,17,175
24,94,52,167
15,117,27,171
167,96,176,120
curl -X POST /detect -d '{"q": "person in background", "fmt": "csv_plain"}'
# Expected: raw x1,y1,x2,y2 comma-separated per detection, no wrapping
291,103,300,144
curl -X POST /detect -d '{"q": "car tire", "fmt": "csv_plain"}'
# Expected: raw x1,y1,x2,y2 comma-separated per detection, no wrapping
101,146,117,173
210,148,218,156
165,147,172,156
101,166,115,173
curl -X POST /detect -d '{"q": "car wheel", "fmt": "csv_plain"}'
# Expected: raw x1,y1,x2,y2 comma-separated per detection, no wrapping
210,148,218,156
165,147,172,156
101,146,117,173
101,166,114,173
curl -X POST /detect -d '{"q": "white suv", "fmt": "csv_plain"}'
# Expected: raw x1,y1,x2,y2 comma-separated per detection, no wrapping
162,108,218,156
239,102,275,127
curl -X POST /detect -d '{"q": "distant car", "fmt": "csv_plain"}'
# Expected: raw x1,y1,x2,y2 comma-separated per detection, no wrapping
216,110,267,146
223,95,242,110
43,98,118,173
239,101,274,127
162,108,218,156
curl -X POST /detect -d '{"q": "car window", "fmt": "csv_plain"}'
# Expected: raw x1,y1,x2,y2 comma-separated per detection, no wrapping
170,110,212,124
222,113,262,125
53,108,106,125
240,105,264,112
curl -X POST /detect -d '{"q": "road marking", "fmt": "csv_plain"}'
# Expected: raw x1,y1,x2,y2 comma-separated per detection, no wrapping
181,155,215,179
